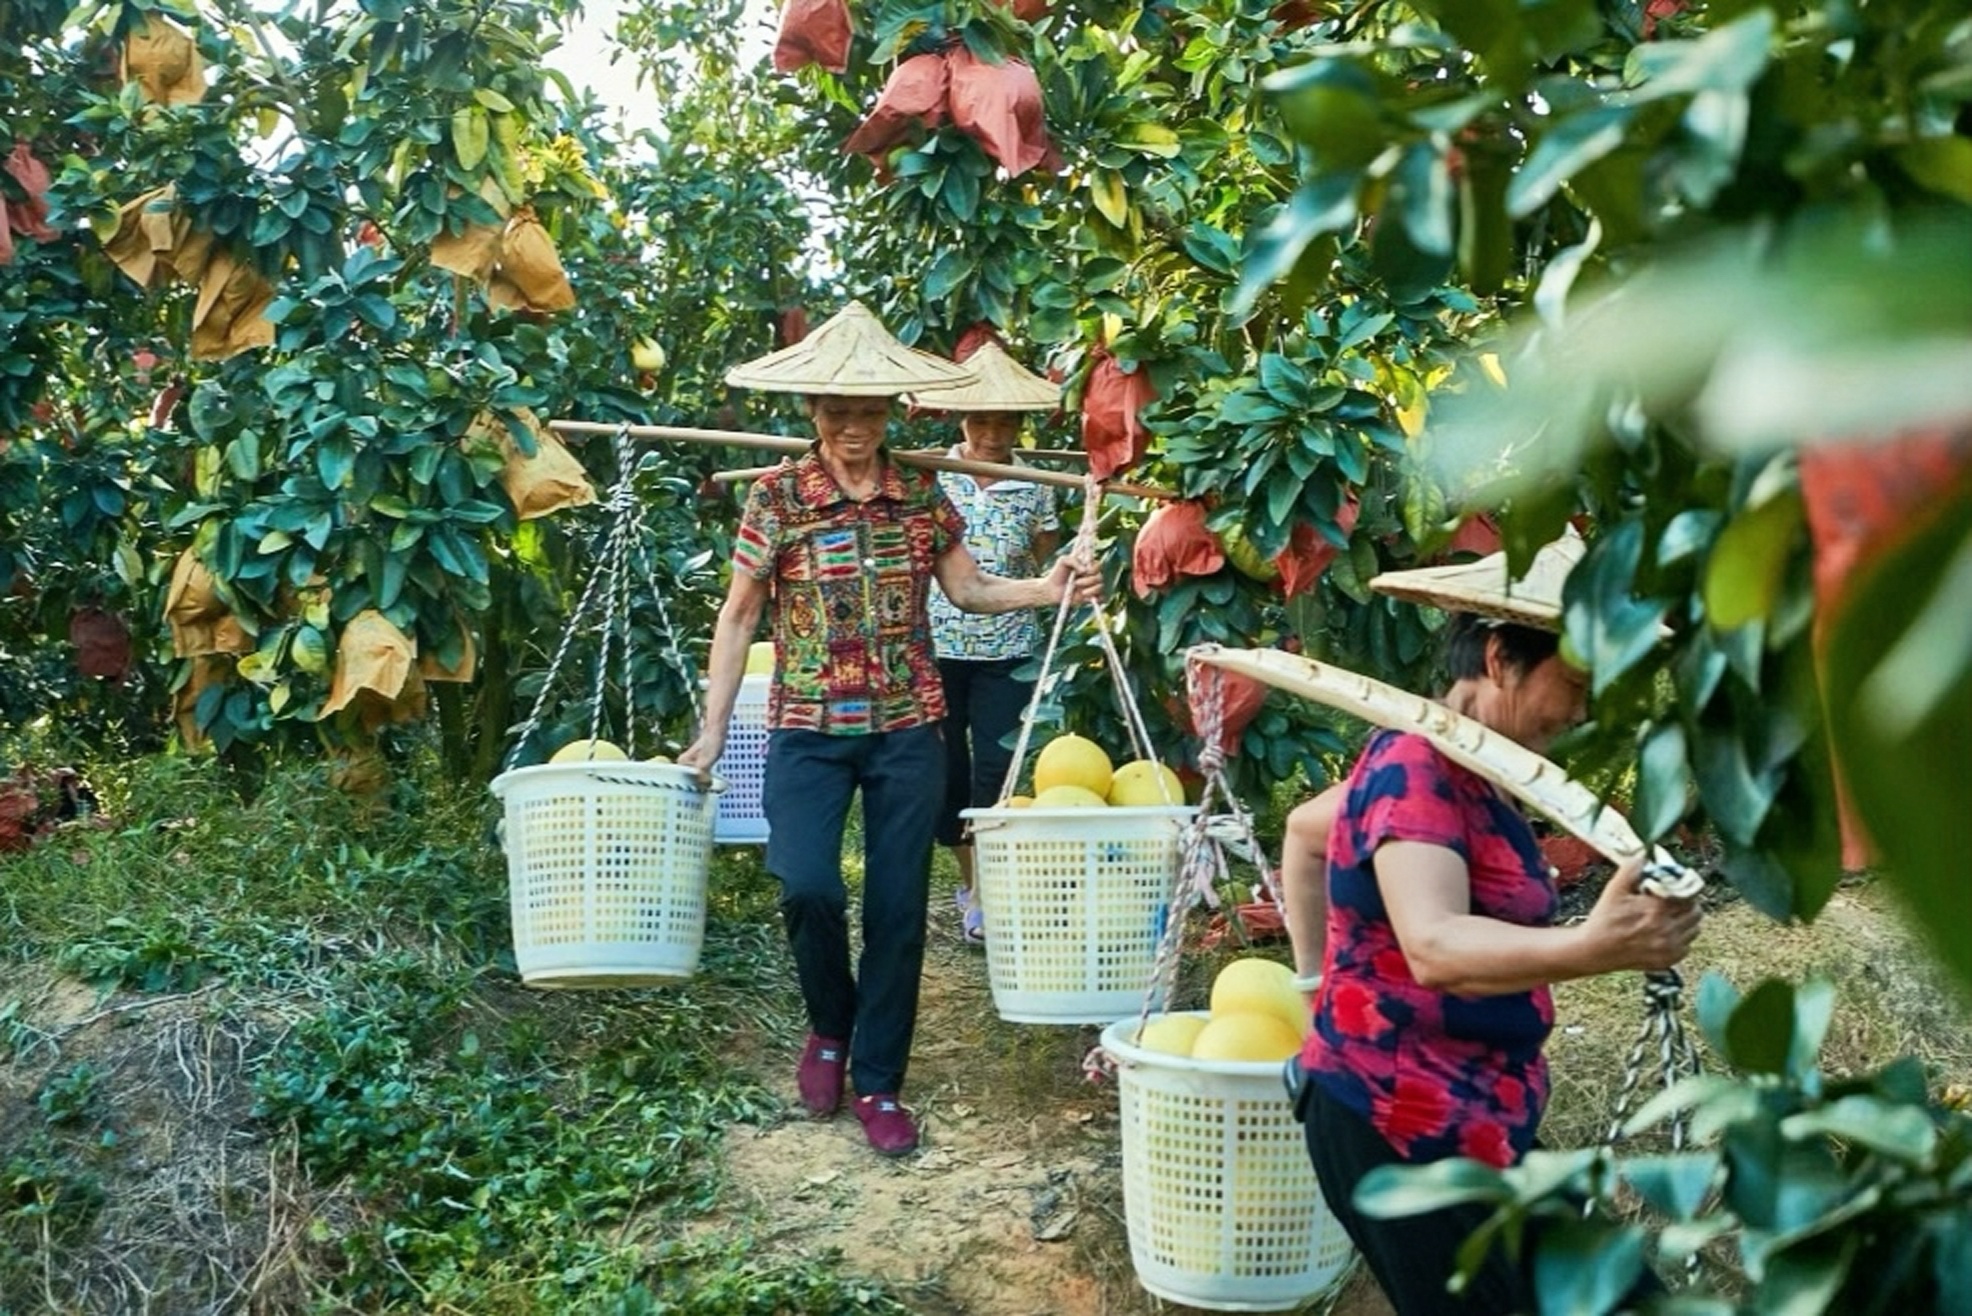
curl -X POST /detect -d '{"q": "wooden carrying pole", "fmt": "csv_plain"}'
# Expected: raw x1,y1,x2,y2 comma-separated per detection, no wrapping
550,419,1169,501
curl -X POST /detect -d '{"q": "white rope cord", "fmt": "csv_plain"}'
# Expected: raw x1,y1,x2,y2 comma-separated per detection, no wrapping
504,424,700,770
998,475,1167,804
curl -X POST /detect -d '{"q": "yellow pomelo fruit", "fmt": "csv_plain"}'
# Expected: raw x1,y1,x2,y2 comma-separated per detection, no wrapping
1031,783,1108,809
1210,957,1309,1037
1134,1013,1209,1058
1107,759,1185,807
550,738,629,764
743,641,775,675
644,753,673,764
1033,734,1114,798
1190,1010,1303,1063
631,340,667,372
1005,794,1035,808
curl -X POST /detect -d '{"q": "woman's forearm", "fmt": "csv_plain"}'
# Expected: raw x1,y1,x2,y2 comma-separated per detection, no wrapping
1378,840,1597,996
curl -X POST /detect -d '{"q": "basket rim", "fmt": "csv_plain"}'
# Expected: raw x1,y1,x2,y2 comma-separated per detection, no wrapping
490,760,726,799
1100,1011,1299,1078
960,803,1197,820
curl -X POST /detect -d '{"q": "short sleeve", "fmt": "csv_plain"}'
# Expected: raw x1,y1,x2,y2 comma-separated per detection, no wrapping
732,476,782,581
1347,732,1471,863
931,483,966,558
1035,485,1061,534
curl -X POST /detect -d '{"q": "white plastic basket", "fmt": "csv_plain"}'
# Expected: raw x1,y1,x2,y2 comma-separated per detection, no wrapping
1101,1014,1357,1311
490,761,721,987
712,673,771,844
960,804,1195,1024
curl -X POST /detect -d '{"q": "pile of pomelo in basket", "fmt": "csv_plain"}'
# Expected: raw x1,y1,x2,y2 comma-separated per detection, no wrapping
547,737,672,764
1133,956,1309,1062
1013,732,1186,809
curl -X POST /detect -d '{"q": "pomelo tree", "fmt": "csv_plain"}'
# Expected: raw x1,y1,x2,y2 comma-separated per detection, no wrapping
0,0,818,779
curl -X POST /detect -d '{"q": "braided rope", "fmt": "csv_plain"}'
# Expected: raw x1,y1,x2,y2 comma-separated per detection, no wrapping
503,424,697,770
999,475,1166,802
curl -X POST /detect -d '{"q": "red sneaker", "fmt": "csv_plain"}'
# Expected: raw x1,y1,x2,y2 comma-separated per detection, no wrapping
796,1034,846,1117
853,1093,919,1156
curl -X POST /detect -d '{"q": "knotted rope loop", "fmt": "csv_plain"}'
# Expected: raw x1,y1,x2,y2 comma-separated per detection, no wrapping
503,423,702,771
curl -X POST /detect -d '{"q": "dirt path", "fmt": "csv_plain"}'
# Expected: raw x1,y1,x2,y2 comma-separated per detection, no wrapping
712,897,1390,1316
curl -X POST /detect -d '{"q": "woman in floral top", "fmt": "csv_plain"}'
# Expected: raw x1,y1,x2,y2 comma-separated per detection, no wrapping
1286,542,1701,1315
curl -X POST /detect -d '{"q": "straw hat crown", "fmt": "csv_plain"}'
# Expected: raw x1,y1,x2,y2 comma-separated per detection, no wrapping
1369,528,1584,630
905,340,1060,412
725,300,978,397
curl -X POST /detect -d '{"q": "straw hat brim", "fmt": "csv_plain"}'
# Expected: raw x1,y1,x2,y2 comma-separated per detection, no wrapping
725,300,976,396
1369,530,1585,631
905,340,1060,412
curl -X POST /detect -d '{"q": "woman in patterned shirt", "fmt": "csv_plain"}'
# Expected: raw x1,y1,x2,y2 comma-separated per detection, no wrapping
679,304,1099,1158
1286,539,1701,1315
909,339,1062,946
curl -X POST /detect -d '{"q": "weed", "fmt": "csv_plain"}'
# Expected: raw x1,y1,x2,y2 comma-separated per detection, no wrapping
35,1063,103,1127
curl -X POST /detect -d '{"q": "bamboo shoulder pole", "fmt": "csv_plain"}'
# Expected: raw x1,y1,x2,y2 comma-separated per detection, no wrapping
707,462,1171,502
551,419,1171,501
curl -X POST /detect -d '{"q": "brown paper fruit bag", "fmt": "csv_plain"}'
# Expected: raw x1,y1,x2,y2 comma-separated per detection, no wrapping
841,52,951,162
190,249,276,361
773,0,852,73
165,548,253,657
488,209,576,312
474,408,597,519
123,15,206,107
320,609,415,718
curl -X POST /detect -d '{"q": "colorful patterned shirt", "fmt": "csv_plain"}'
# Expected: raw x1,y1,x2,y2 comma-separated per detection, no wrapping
1302,730,1558,1169
733,447,964,734
930,448,1059,661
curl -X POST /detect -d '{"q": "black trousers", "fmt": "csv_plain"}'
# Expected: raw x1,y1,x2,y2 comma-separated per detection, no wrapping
763,725,944,1097
1301,1081,1661,1316
1304,1081,1538,1316
934,657,1034,848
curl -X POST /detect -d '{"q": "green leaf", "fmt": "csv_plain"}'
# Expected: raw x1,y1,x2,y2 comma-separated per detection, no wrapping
1725,977,1797,1076
1266,58,1385,171
1754,1236,1853,1313
1089,170,1128,228
1119,123,1181,158
1692,723,1779,848
1704,490,1803,630
1933,1213,1972,1313
1232,176,1359,317
1693,971,1740,1061
1508,107,1630,217
1392,143,1454,258
472,86,515,113
1530,1218,1646,1316
1565,520,1668,697
1780,1095,1938,1165
1624,10,1775,103
1355,1158,1508,1218
1785,977,1834,1081
452,106,489,171
291,626,329,675
1631,721,1688,841
1620,1153,1720,1222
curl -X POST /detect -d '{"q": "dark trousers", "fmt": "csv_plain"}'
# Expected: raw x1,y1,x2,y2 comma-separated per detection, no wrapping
1304,1081,1538,1316
934,657,1034,848
764,724,944,1097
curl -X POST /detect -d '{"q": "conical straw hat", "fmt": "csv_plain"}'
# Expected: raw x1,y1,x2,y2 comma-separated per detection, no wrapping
1369,527,1584,630
905,340,1060,412
725,300,978,397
